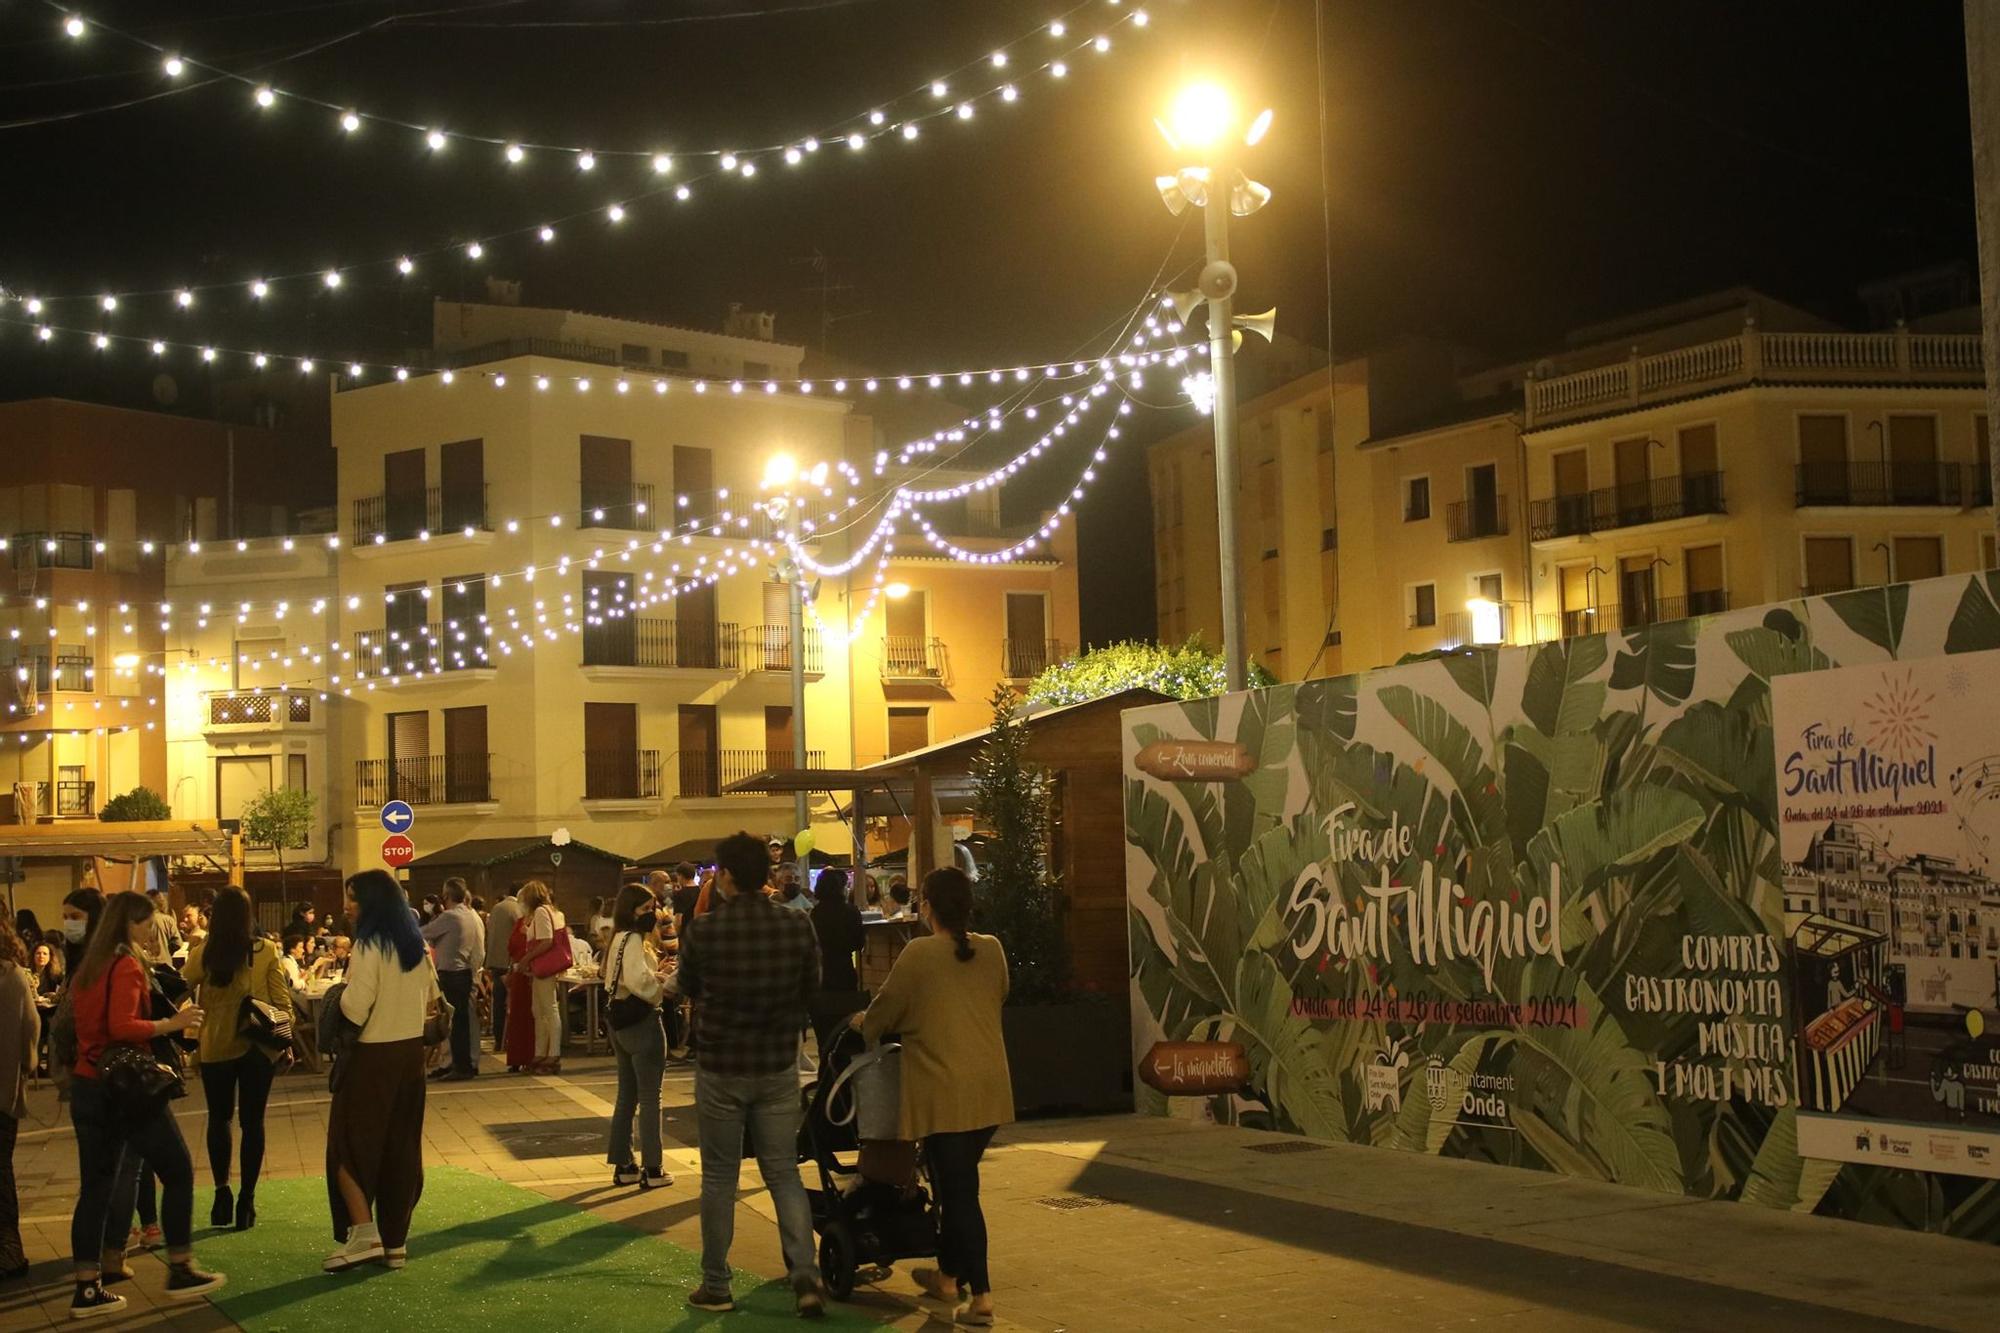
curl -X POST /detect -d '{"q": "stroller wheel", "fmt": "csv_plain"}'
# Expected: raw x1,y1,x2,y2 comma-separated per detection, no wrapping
819,1220,857,1301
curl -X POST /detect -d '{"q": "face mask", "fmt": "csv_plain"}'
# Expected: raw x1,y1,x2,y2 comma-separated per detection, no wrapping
62,919,88,943
637,912,659,933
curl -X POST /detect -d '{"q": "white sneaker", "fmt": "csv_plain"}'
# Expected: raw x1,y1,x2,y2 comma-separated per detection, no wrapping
323,1222,384,1273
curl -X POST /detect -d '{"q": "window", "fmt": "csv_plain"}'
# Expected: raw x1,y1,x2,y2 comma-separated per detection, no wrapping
1891,536,1944,583
216,756,272,825
1802,535,1855,595
1403,476,1431,523
1685,544,1726,615
1409,583,1437,629
764,706,795,764
888,707,929,757
443,575,487,666
443,706,489,803
677,705,719,797
287,754,308,793
743,360,771,380
386,710,429,803
621,343,651,366
674,445,714,501
1473,573,1503,602
659,348,690,370
1798,415,1850,503
439,439,485,530
584,702,640,799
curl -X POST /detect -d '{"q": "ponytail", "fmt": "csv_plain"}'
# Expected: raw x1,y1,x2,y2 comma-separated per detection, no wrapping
923,867,977,964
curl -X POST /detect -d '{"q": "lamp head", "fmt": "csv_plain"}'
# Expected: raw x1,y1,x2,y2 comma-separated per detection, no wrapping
761,453,798,489
1166,82,1235,151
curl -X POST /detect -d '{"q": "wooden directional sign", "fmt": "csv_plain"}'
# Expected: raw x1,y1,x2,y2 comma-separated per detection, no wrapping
1133,740,1255,783
380,833,416,868
1138,1040,1249,1095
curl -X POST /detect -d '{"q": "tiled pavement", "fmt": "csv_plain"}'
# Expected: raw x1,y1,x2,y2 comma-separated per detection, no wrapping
2,1046,1995,1331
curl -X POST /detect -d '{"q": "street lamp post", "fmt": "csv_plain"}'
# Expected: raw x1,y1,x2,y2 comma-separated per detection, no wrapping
1157,84,1274,695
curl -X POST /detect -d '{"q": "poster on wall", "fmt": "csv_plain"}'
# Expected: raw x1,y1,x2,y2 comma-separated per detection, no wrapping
1774,651,2000,1178
1124,573,2000,1241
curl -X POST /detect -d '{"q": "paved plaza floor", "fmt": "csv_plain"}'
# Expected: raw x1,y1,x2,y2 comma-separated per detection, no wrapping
2,1044,1996,1331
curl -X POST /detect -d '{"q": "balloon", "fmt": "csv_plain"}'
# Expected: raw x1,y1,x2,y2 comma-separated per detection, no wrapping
793,828,816,860
1969,1009,1986,1040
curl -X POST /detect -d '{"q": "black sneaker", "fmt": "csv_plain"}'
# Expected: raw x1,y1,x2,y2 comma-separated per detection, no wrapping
69,1280,125,1320
687,1285,735,1313
640,1168,674,1189
612,1164,641,1187
163,1263,226,1301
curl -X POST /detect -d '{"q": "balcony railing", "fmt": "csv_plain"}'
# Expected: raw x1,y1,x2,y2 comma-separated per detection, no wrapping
3,654,92,692
1528,473,1725,541
10,531,93,571
748,625,824,675
352,625,490,675
580,482,657,530
1002,638,1066,679
1795,461,1968,507
1439,606,1518,649
55,780,95,818
355,753,492,807
1445,498,1509,543
351,484,491,544
583,748,662,801
883,636,947,682
206,692,312,726
1525,326,1984,427
670,748,828,799
582,617,739,670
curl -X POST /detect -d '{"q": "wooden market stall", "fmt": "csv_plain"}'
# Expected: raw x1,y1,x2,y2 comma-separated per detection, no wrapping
403,835,632,925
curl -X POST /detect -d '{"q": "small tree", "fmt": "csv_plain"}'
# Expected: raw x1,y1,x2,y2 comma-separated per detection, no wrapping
239,786,316,895
1025,635,1276,707
971,683,1070,1002
98,786,171,821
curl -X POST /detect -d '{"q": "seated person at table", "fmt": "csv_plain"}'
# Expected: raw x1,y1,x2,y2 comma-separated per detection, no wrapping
278,933,310,989
310,937,352,981
885,879,915,920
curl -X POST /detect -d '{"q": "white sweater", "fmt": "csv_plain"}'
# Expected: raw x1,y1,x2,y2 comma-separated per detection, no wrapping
605,931,664,1004
339,940,438,1043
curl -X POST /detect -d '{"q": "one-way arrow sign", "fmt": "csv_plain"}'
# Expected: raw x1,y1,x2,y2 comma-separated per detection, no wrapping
379,800,415,833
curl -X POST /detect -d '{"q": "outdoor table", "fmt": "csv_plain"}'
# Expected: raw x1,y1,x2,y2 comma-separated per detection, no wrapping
559,970,604,1056
293,980,338,1073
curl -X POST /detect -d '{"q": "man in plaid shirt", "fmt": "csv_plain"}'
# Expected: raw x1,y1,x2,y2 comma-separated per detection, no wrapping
677,830,825,1317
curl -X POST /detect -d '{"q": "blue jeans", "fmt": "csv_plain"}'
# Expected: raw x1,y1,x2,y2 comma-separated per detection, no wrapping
608,1016,665,1173
695,1067,818,1293
70,1079,194,1266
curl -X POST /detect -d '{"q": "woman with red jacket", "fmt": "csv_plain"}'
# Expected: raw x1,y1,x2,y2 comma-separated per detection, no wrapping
66,892,224,1319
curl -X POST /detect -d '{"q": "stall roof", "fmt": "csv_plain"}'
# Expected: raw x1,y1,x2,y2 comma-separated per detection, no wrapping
406,835,632,869
721,766,913,796
1793,912,1887,957
859,687,1175,770
0,821,231,861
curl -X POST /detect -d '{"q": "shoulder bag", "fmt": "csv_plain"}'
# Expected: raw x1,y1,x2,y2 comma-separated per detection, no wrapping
97,957,185,1122
236,945,295,1064
605,933,658,1032
526,909,574,979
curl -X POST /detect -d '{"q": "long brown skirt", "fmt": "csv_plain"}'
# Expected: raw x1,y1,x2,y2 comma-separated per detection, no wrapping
326,1036,426,1248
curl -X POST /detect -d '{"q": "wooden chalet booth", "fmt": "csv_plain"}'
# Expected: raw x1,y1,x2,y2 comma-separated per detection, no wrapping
403,835,632,925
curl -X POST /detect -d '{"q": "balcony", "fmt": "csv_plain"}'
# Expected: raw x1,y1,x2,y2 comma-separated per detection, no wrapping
1439,605,1520,649
55,779,95,818
205,691,312,727
747,625,824,675
582,618,739,671
1445,498,1509,543
883,636,948,683
3,654,93,693
351,484,491,544
10,531,93,571
1525,326,1984,428
1794,461,1969,507
671,748,828,799
580,482,657,530
1528,473,1725,542
583,748,663,801
352,626,490,676
1002,638,1067,679
355,753,492,807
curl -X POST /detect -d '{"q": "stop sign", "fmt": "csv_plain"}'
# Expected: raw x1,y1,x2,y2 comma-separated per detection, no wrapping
381,833,416,868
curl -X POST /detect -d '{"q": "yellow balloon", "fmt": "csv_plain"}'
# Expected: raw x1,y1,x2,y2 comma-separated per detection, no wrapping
1969,1009,1986,1040
793,828,816,859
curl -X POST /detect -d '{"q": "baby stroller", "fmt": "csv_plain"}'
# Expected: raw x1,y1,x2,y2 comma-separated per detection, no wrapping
797,1025,940,1300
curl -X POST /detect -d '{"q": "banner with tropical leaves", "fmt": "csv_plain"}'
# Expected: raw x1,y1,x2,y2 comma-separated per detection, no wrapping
1123,570,2000,1240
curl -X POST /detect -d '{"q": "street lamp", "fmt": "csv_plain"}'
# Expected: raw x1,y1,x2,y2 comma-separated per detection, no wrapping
1156,81,1274,694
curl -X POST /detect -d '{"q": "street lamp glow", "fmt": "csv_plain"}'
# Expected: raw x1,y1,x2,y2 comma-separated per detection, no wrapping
1166,82,1235,150
884,582,912,600
762,454,798,489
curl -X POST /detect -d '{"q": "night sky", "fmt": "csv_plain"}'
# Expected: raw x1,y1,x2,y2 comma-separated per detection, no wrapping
0,0,1979,645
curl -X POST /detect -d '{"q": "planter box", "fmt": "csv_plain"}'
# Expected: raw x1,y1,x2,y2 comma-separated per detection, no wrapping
1003,995,1132,1117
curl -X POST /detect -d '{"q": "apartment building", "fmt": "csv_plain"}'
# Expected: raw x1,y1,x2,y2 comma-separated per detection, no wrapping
0,399,311,825
1150,288,1991,678
162,536,342,870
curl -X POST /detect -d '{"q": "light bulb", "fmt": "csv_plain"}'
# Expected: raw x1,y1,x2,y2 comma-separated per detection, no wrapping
426,129,446,150
991,51,1008,67
440,369,454,384
785,147,802,165
250,279,269,298
847,133,865,150
163,56,184,77
175,289,193,308
1002,84,1019,102
720,153,737,170
539,225,555,243
93,334,109,350
395,367,409,380
1094,35,1110,52
100,295,117,312
299,359,314,373
1050,20,1066,37
577,151,596,171
253,354,268,368
902,123,919,140
1052,61,1068,78
323,270,342,288
64,15,87,38
200,347,216,362
804,137,819,152
869,109,886,126
957,102,974,119
465,241,483,259
931,80,948,98
505,143,524,163
651,153,673,174
348,363,364,378
740,161,756,177
607,203,626,222
254,85,275,108
340,110,361,133
675,185,691,201
25,298,41,314
150,341,165,355
1134,9,1149,26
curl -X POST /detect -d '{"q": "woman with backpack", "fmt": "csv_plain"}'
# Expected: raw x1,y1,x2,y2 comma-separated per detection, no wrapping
65,891,223,1318
602,884,674,1190
181,887,291,1232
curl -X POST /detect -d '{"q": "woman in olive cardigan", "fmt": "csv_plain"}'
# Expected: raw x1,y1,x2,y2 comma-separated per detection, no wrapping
856,867,1011,1328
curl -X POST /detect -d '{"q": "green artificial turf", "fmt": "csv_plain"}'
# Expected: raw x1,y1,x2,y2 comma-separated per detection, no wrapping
189,1166,876,1330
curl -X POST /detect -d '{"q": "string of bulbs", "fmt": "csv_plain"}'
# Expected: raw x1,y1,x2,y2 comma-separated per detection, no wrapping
19,1,1150,311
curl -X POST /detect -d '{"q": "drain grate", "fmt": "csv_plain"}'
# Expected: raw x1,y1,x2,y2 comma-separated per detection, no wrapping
1243,1139,1330,1155
488,1117,613,1161
1033,1194,1120,1211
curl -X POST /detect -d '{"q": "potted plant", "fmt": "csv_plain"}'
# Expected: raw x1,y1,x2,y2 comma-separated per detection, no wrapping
971,684,1129,1115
